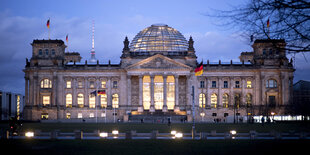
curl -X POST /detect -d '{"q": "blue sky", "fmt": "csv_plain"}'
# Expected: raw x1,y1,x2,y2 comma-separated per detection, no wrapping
0,0,309,94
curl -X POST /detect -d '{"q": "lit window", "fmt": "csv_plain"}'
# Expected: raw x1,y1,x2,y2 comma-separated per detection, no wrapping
78,81,83,88
66,113,71,119
154,76,163,110
246,93,252,106
77,93,84,108
223,81,228,88
266,79,277,88
41,113,48,120
247,81,252,88
200,81,205,88
211,81,216,88
101,113,106,117
166,76,175,110
222,93,229,108
66,81,71,88
89,94,96,108
89,113,94,118
199,93,206,108
42,96,50,106
235,81,240,88
112,94,119,108
100,94,107,108
41,79,52,88
66,94,72,108
78,113,83,118
143,76,151,110
113,81,118,88
211,93,217,108
101,81,106,88
234,94,240,108
17,95,20,120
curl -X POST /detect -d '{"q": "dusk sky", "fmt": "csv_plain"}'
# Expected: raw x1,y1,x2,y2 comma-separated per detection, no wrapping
0,0,309,95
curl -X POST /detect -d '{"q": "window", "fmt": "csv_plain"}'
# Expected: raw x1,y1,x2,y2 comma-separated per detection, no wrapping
66,94,72,108
101,81,106,88
78,81,83,88
269,96,276,107
222,93,229,108
112,94,119,108
78,113,83,118
38,49,43,55
45,49,49,55
41,113,48,120
263,49,266,55
143,76,151,110
166,76,175,110
89,113,94,118
77,93,84,108
200,81,205,88
211,93,217,108
269,49,273,55
266,79,277,88
235,81,240,88
211,81,216,88
41,79,52,88
42,96,50,106
51,49,55,55
66,81,71,88
234,94,240,109
113,81,118,88
199,93,206,108
224,113,229,117
247,81,252,88
154,76,163,110
66,113,71,119
100,94,107,108
246,93,252,107
89,94,96,108
89,81,95,88
101,113,106,117
223,81,228,88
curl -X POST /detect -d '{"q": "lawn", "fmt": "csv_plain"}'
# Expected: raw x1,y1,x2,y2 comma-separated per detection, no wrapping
1,139,310,154
1,122,310,133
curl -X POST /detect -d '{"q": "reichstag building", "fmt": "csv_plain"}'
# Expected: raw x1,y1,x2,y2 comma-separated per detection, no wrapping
23,24,294,122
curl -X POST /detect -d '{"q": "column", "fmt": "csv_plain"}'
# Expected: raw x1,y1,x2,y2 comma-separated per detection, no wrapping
24,77,29,106
138,75,143,112
95,78,99,108
34,76,40,107
52,75,57,107
230,77,234,107
84,78,89,107
218,77,222,108
127,75,131,107
72,78,77,107
186,75,192,110
241,77,246,105
174,75,179,112
163,75,167,112
107,77,111,108
150,75,155,112
29,75,34,106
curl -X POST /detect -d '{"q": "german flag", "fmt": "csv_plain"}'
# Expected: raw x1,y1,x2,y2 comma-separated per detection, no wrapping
47,18,50,29
195,61,203,76
267,19,270,28
98,90,106,95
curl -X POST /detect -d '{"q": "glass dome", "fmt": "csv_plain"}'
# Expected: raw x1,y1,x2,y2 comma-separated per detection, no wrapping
130,24,188,53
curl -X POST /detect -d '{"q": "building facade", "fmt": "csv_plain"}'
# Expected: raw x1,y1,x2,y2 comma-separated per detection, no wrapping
23,24,294,122
0,91,24,120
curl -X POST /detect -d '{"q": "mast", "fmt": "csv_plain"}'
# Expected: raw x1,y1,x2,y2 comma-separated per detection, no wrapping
89,20,97,63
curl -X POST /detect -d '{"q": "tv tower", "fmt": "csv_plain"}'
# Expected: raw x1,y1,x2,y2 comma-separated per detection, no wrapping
89,20,97,63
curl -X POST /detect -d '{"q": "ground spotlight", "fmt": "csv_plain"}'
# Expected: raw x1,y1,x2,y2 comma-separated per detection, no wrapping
99,132,108,138
25,131,34,138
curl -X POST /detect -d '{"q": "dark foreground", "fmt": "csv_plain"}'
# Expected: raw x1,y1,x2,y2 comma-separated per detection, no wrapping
2,139,310,155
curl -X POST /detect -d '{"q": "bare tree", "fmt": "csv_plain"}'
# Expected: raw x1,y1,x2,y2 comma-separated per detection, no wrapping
208,0,310,53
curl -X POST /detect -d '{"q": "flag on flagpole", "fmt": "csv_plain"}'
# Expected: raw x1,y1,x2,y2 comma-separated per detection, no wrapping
195,61,203,76
66,34,68,43
47,19,50,29
267,19,270,28
98,90,106,95
90,90,97,97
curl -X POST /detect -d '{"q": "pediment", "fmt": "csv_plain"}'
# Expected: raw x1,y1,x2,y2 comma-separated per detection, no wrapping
126,54,192,71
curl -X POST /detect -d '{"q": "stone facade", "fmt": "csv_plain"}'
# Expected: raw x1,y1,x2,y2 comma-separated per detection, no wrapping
23,26,294,123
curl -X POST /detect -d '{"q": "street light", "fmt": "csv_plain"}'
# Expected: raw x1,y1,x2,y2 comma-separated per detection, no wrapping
99,132,108,138
25,131,34,138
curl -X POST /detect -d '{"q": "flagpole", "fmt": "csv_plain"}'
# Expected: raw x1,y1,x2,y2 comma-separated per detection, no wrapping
192,85,195,139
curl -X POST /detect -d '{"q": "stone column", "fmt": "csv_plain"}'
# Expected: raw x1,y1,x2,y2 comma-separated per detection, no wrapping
72,78,77,107
127,75,131,107
218,77,222,108
29,75,34,106
174,75,179,112
107,77,111,108
138,75,143,112
84,78,89,107
186,75,192,110
34,76,40,107
206,77,210,107
95,78,99,108
24,77,29,106
230,77,234,107
52,75,57,107
150,75,155,112
241,77,246,106
163,75,167,112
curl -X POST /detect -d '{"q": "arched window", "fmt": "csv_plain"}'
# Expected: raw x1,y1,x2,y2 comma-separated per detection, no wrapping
38,49,43,56
266,79,277,88
211,93,217,108
199,93,206,108
66,94,72,108
112,94,119,108
89,94,96,108
222,93,229,108
77,93,84,108
234,94,241,109
100,94,107,108
41,79,52,88
246,93,252,107
45,49,49,55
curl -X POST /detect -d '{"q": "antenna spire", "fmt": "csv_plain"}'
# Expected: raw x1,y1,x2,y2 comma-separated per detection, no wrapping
89,20,97,63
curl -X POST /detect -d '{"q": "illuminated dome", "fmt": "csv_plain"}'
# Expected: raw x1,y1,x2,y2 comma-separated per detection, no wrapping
130,24,188,53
